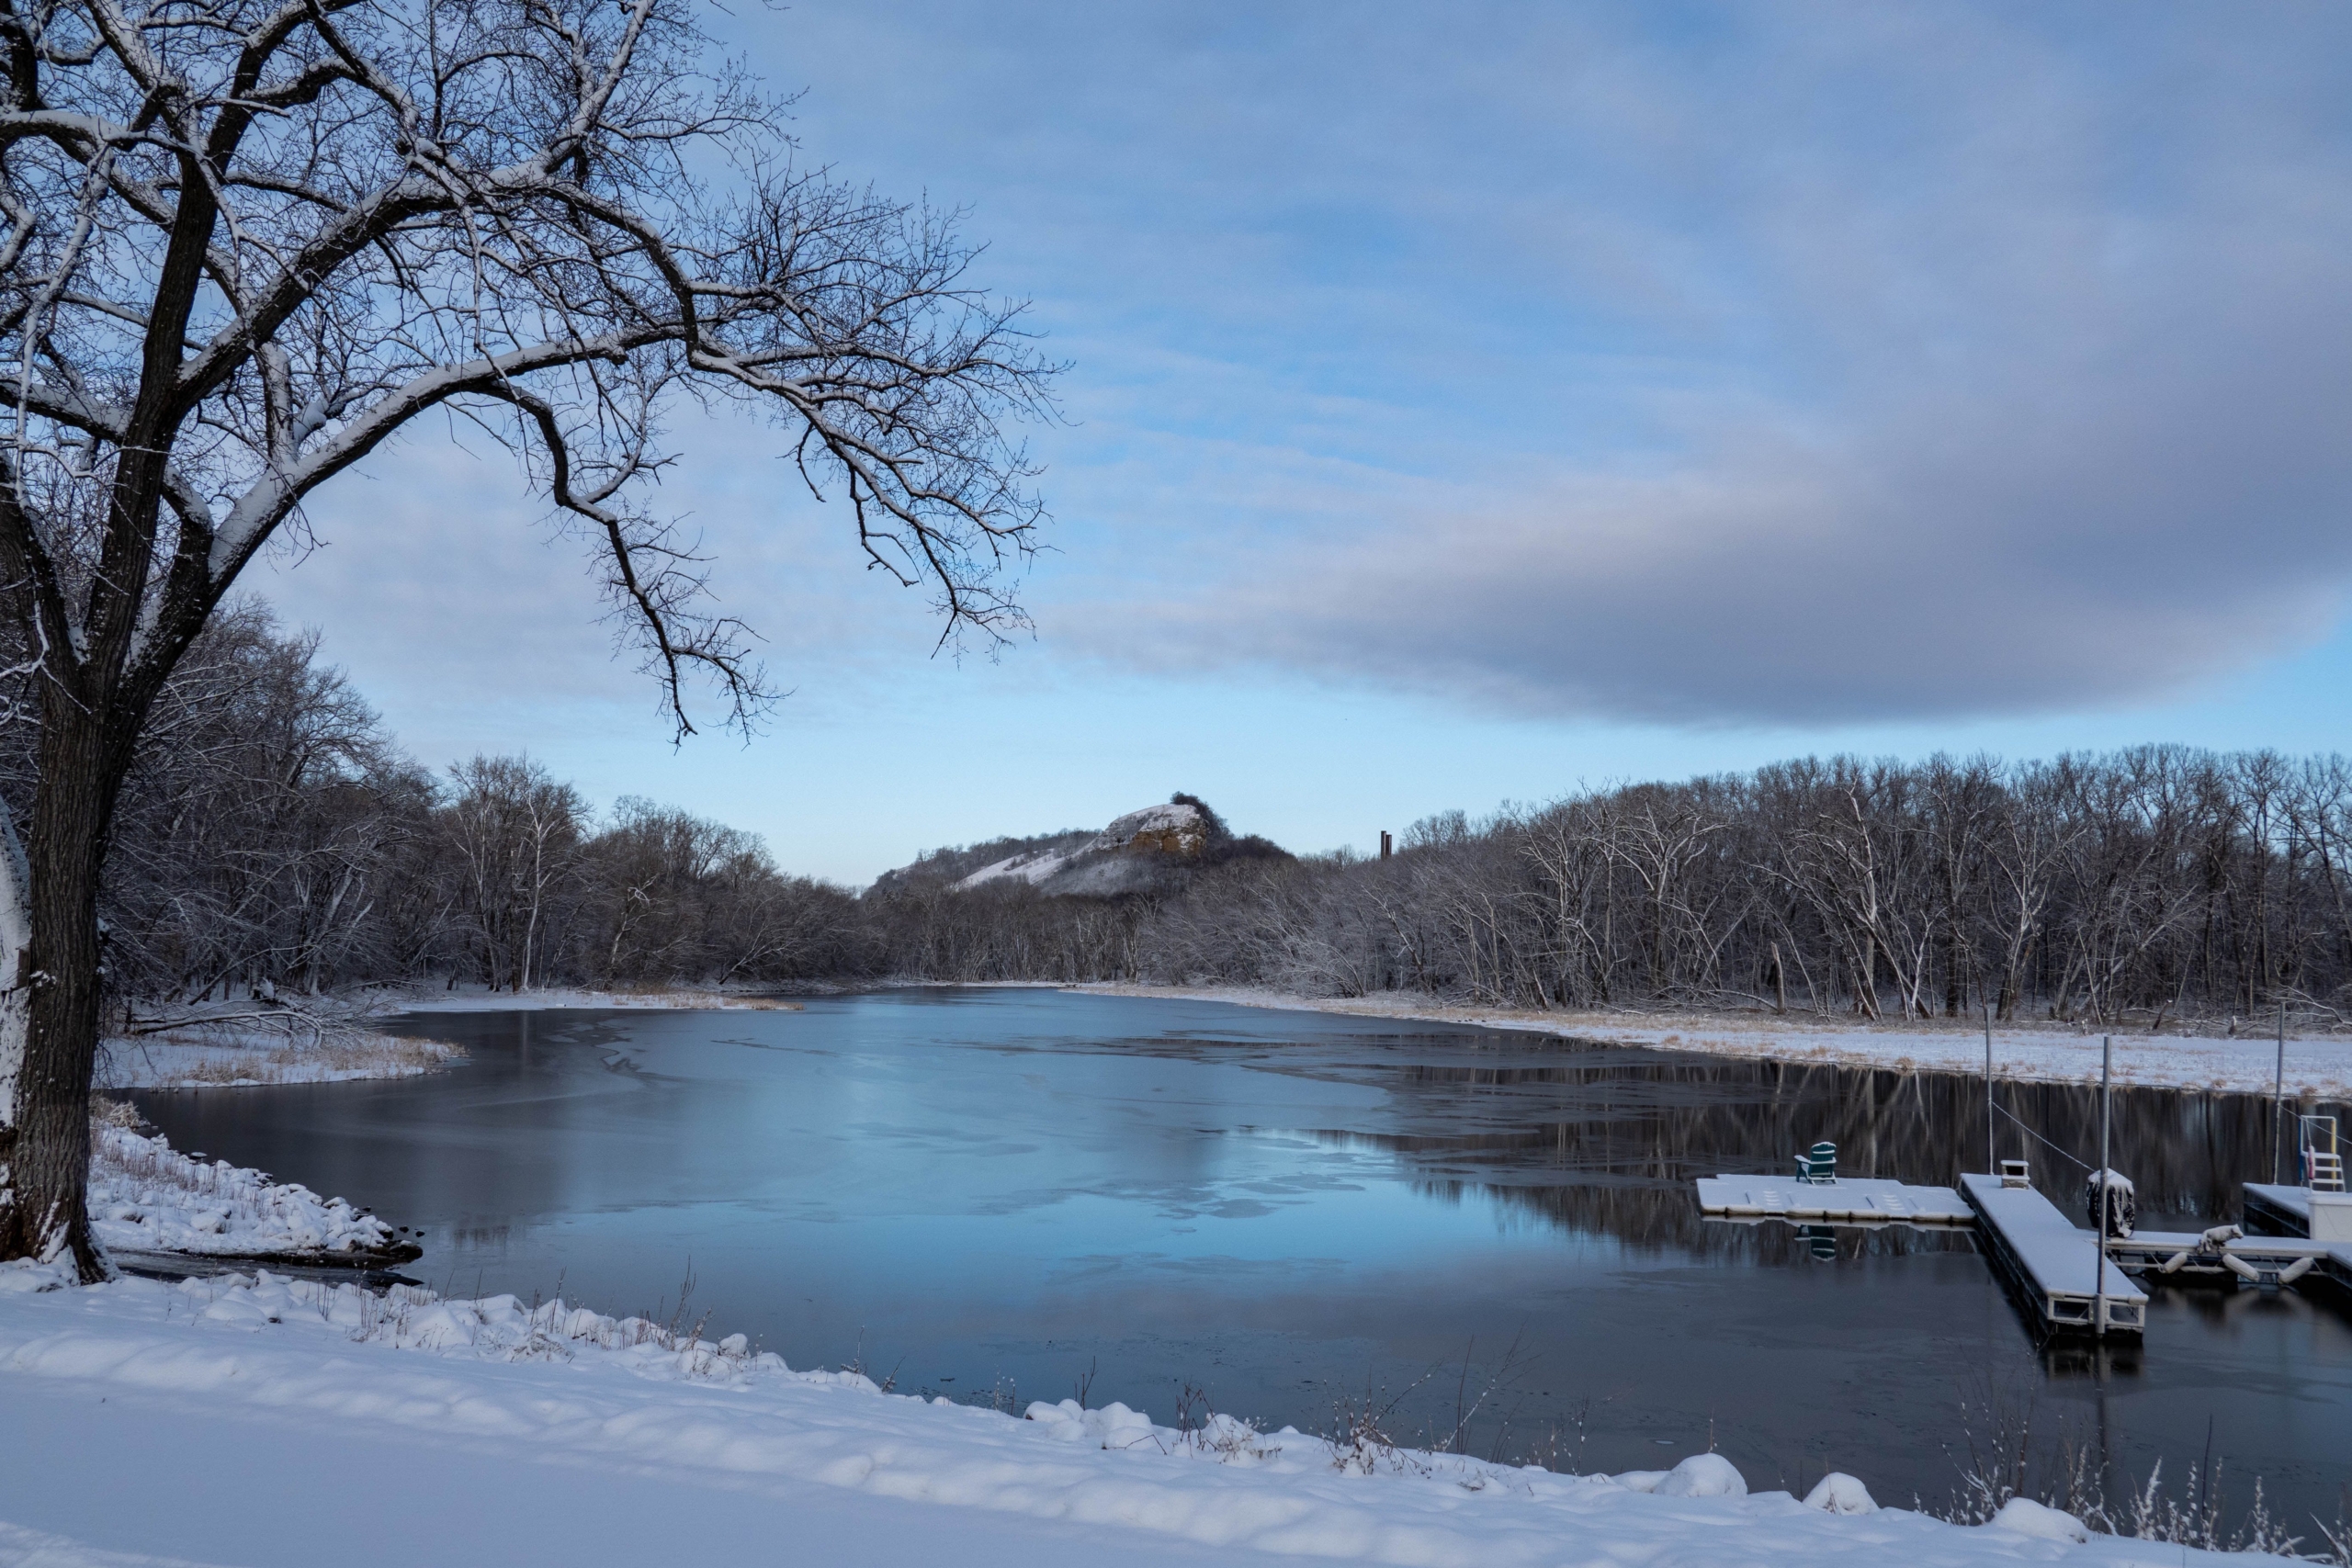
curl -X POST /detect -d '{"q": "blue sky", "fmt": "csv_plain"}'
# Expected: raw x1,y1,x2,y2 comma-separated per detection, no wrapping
260,1,2352,884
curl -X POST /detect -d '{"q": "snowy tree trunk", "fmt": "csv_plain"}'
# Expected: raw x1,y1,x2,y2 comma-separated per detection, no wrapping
0,798,29,1244
0,706,120,1280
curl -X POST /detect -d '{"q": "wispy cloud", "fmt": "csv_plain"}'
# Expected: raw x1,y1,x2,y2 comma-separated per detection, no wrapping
764,1,2352,724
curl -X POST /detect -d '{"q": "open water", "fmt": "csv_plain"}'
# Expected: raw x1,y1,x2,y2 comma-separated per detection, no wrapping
130,988,2352,1530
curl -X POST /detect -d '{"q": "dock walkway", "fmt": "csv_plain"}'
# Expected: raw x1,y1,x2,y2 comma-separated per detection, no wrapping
1960,1172,2146,1335
1694,1176,1973,1224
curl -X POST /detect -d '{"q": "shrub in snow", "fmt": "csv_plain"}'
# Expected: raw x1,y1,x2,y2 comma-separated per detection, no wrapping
1638,1454,1747,1498
1802,1472,1877,1514
1988,1497,2088,1543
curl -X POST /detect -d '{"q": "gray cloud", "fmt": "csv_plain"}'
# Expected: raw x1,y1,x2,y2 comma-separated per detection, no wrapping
999,3,2352,723
267,2,2352,736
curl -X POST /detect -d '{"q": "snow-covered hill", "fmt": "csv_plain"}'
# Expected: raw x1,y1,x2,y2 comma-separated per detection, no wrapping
873,795,1288,898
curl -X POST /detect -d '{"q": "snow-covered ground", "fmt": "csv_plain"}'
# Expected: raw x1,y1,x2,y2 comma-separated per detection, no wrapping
98,987,807,1089
1077,986,2352,1099
0,1260,2298,1568
100,1021,463,1089
377,983,806,1014
86,1124,406,1264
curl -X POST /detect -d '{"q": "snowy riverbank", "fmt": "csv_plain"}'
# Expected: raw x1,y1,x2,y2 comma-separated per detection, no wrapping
1076,985,2352,1099
376,982,806,1013
0,1261,2303,1568
86,1122,412,1267
97,986,801,1090
100,1019,463,1089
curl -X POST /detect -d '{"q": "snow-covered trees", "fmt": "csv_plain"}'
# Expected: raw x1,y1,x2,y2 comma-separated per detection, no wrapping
0,0,1051,1274
873,749,2352,1027
2,604,874,1000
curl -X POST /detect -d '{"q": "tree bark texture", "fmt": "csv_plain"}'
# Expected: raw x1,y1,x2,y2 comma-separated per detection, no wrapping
0,700,131,1279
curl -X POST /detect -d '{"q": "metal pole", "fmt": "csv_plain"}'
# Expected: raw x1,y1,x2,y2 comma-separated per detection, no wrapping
2274,1000,2287,1185
2096,1035,2112,1338
1984,1004,1995,1177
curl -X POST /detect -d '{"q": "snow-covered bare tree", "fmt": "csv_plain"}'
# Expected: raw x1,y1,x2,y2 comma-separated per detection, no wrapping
0,0,1054,1275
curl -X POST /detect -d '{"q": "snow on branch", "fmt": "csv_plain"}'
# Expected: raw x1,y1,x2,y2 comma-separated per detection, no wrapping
0,0,1057,735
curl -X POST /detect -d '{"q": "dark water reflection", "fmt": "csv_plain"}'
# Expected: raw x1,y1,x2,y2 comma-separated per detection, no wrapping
131,989,2352,1529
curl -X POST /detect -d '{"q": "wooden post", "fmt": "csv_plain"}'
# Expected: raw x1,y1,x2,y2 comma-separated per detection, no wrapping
1984,1004,1995,1177
2095,1035,2112,1337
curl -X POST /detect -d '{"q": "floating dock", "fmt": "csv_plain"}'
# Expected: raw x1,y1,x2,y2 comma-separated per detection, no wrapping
1960,1172,2147,1335
2232,1184,2352,1292
1695,1176,1973,1224
2103,1226,2339,1288
2243,1182,2352,1243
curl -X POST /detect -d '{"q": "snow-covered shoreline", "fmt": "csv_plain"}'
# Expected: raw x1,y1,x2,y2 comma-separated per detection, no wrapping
97,986,804,1091
1074,984,2352,1100
86,1122,413,1267
100,1021,464,1090
370,982,808,1014
0,1260,2296,1566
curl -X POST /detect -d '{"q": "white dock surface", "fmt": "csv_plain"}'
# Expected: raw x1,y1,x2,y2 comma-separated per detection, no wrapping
1960,1173,2146,1306
1695,1175,1973,1224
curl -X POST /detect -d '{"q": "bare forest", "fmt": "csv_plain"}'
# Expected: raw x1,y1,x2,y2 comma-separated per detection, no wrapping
23,608,2352,1034
876,755,2352,1033
0,606,877,1005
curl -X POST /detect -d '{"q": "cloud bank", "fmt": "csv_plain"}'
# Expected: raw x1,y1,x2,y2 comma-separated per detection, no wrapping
767,1,2352,726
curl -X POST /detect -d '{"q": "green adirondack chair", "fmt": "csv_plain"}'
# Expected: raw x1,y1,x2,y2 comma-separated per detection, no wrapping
1794,1141,1838,1185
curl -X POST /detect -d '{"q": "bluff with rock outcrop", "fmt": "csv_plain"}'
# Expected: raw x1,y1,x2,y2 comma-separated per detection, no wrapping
872,794,1289,899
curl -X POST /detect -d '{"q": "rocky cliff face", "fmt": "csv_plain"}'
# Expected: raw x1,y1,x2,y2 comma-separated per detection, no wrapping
872,795,1285,899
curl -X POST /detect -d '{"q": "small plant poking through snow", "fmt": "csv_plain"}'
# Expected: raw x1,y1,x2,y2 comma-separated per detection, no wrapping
1935,1379,2310,1556
1326,1375,1436,1477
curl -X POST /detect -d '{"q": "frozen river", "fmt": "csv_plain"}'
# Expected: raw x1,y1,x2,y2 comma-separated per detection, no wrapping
133,988,2352,1529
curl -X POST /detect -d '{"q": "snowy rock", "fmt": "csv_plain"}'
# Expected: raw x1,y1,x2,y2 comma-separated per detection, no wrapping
1611,1470,1668,1494
1987,1497,2088,1542
1650,1453,1747,1498
1803,1472,1878,1514
1086,802,1207,857
901,795,1288,898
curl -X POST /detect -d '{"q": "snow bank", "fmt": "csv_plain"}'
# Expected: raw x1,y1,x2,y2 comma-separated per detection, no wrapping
0,1262,2289,1566
101,1022,461,1089
87,1126,405,1262
381,985,803,1014
956,848,1078,889
1078,985,2352,1099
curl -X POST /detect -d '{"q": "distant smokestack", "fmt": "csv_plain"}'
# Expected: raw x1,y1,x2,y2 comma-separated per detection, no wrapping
1380,829,1392,860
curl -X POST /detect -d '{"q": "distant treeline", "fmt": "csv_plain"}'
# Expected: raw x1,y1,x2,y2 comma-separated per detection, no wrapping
11,607,2350,1025
866,757,2352,1029
0,605,879,1002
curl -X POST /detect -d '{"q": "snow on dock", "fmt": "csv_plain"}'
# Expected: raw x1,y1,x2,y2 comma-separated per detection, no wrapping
1959,1172,2145,1335
1694,1175,1973,1224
